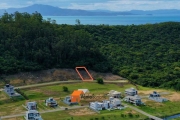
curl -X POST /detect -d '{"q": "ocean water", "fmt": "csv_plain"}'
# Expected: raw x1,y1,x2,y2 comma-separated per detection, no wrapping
43,15,180,25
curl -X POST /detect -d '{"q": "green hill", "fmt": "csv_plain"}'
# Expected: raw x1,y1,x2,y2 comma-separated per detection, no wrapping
0,12,180,90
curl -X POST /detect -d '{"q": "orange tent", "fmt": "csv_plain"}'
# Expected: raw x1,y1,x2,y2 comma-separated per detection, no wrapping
71,90,84,102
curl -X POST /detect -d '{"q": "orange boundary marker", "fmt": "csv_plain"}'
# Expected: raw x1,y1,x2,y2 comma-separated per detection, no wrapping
75,67,94,81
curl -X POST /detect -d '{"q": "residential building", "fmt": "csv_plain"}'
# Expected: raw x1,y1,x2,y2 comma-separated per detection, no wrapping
78,89,89,94
24,110,43,120
124,95,143,105
63,96,73,105
71,90,84,102
108,90,121,98
45,97,58,107
149,91,168,102
89,97,122,111
125,87,138,96
26,102,37,110
4,84,20,97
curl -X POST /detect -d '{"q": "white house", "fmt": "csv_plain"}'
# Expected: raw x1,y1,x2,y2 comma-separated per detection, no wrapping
4,84,20,97
89,97,121,111
45,97,58,107
78,89,89,94
89,102,104,111
109,97,121,107
26,102,37,110
125,87,138,96
108,90,121,98
149,91,168,102
24,110,43,120
124,95,143,105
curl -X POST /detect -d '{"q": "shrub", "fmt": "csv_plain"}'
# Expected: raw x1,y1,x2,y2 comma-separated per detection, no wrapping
128,113,133,117
15,88,28,100
96,78,104,84
121,114,125,117
63,86,68,92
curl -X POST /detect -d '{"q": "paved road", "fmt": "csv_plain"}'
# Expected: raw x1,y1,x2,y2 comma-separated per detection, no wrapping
122,103,163,120
1,105,88,119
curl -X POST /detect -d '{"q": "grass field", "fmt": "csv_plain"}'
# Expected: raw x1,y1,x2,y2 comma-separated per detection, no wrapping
3,108,148,120
1,82,180,120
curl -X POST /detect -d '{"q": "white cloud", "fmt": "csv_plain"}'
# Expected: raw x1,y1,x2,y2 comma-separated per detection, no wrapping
0,3,11,9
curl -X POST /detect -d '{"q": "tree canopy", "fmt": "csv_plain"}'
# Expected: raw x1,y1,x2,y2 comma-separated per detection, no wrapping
0,12,180,90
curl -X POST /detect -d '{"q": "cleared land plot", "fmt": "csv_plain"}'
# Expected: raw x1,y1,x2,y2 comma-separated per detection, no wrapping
137,86,180,118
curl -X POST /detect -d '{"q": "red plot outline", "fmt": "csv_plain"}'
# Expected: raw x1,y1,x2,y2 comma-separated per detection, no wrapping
75,67,94,81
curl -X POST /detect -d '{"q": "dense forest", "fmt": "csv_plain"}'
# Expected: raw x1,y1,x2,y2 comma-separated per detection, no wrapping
0,12,180,90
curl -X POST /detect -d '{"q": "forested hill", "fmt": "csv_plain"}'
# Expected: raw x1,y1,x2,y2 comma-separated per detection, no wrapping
0,12,180,90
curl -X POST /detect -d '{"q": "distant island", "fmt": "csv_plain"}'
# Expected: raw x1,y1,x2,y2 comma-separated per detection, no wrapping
0,4,180,16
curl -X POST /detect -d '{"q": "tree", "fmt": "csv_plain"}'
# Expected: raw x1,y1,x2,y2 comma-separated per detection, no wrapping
75,19,81,25
63,86,68,92
96,78,104,84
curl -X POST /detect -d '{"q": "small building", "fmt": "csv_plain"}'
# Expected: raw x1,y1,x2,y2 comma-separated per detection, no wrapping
149,91,168,102
63,96,73,105
78,89,89,94
26,102,37,110
24,110,43,120
63,90,84,105
45,97,58,107
71,90,84,103
108,90,121,98
89,97,122,111
124,95,143,105
109,97,121,107
125,87,138,96
4,84,20,97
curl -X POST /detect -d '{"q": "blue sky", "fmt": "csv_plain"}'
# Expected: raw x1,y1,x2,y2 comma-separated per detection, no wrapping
0,0,180,11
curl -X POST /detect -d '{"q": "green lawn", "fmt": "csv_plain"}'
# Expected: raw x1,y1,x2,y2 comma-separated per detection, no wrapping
40,108,148,120
21,82,135,100
1,82,180,120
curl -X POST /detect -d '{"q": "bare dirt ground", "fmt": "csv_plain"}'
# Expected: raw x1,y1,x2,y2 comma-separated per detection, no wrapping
138,90,164,95
165,92,180,101
69,108,96,116
139,89,180,102
0,91,8,100
125,110,137,114
1,68,124,87
2,118,23,120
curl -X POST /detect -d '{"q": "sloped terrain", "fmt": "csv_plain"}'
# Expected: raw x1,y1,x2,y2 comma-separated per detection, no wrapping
1,68,125,86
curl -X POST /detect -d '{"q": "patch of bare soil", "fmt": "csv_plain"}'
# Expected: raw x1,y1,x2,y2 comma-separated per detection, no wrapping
69,108,96,116
0,112,6,116
138,90,164,95
165,92,180,101
11,106,25,115
2,68,124,86
0,91,8,100
4,118,24,120
29,88,58,96
143,99,164,107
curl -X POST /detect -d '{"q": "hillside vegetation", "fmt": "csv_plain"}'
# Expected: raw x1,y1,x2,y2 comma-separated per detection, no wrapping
0,12,180,90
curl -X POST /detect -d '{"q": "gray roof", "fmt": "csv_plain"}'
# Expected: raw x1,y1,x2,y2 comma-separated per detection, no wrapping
125,95,141,100
125,87,137,92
